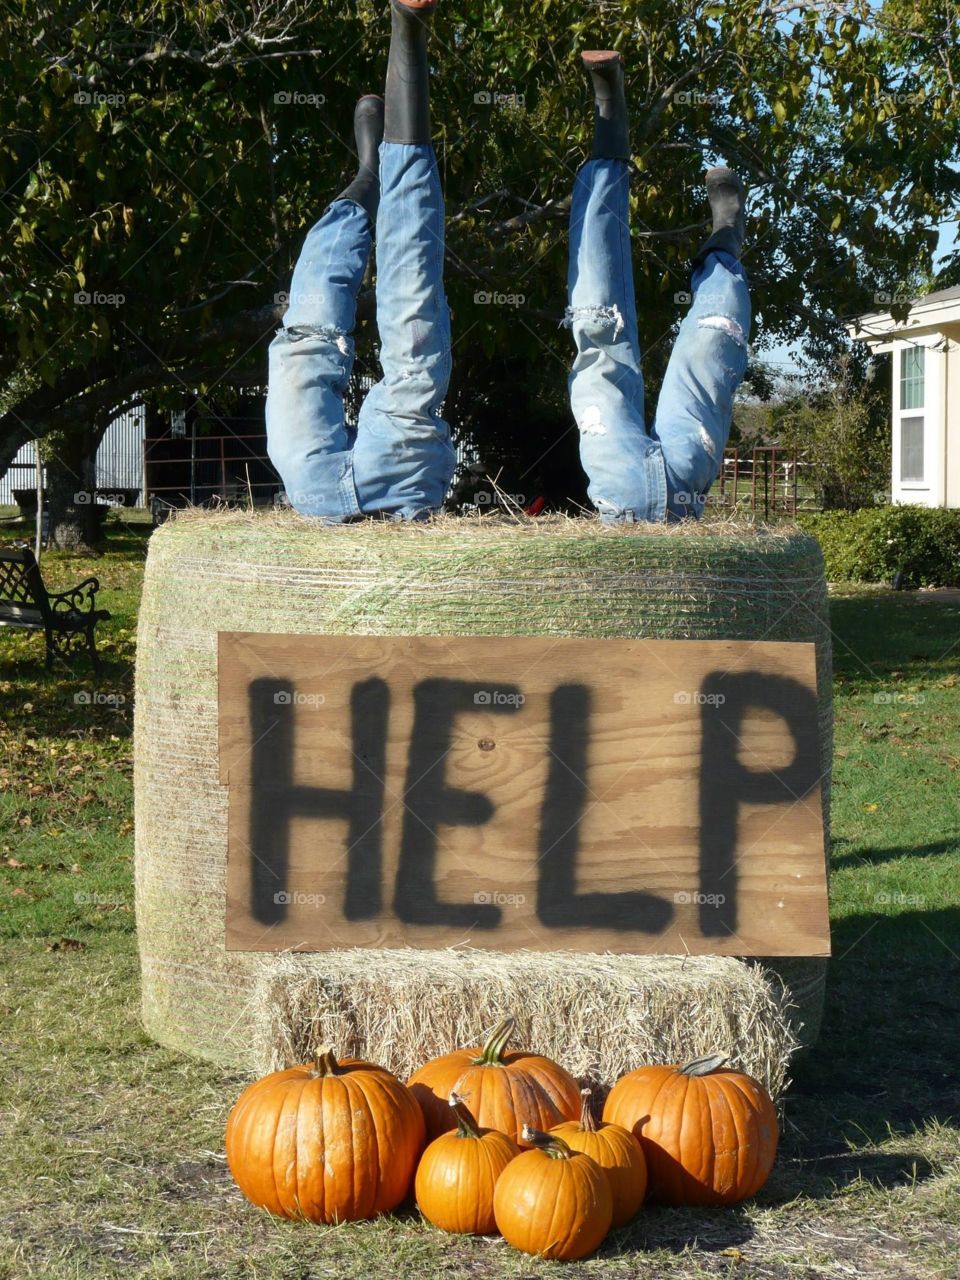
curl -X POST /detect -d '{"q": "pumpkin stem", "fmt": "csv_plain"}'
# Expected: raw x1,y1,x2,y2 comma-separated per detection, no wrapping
579,1087,599,1132
521,1124,574,1159
680,1053,729,1077
474,1016,516,1066
312,1047,343,1077
449,1092,483,1139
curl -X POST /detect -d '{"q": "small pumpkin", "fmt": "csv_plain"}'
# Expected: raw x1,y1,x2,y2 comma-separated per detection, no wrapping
602,1053,778,1206
550,1088,647,1226
408,1016,580,1145
225,1048,425,1222
493,1124,613,1260
415,1093,521,1235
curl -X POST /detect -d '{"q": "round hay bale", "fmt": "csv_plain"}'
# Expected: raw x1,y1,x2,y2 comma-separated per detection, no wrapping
134,510,831,1094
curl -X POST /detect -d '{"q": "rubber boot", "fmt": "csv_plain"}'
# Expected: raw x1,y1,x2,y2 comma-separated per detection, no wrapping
384,0,437,145
334,95,385,222
692,167,746,266
582,50,630,161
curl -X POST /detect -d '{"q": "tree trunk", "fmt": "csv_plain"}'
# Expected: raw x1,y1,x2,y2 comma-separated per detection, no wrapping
44,428,105,552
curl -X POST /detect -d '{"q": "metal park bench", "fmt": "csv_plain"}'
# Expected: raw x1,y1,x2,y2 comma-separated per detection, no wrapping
0,545,111,672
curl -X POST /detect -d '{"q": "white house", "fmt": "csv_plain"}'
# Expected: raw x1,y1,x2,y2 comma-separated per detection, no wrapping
849,284,960,509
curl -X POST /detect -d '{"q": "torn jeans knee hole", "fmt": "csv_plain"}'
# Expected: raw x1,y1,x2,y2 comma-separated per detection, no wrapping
580,405,609,436
285,325,351,355
697,315,747,348
563,304,625,340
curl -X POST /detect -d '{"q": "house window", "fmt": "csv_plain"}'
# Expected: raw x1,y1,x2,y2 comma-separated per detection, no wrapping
899,346,925,410
900,416,924,482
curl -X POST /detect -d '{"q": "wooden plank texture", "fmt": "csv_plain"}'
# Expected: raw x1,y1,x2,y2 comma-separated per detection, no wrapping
219,632,830,957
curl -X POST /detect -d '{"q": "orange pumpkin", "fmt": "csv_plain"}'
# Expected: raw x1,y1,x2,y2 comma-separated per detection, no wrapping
408,1017,580,1145
493,1125,613,1260
550,1088,647,1226
415,1093,521,1235
225,1048,425,1222
602,1053,778,1206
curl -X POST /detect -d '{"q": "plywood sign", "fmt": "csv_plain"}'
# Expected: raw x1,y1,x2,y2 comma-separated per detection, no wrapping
218,633,830,957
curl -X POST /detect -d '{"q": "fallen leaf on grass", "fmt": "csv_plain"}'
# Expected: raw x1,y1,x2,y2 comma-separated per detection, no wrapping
3,858,27,869
863,803,879,812
46,938,85,952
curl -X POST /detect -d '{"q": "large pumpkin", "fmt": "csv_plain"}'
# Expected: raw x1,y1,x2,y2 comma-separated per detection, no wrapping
493,1125,613,1260
225,1048,425,1222
408,1016,580,1144
415,1093,521,1235
550,1088,647,1227
602,1053,778,1206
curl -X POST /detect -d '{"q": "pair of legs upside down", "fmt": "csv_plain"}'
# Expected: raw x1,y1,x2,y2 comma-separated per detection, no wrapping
266,0,751,524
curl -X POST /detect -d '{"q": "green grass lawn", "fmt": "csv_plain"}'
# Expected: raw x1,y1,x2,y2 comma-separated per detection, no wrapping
1,519,958,1279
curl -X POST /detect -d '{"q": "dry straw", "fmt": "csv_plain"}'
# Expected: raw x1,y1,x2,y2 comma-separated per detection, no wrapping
257,951,798,1099
134,508,832,1094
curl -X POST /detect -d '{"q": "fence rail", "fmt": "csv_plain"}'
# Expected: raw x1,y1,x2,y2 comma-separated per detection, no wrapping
3,424,817,520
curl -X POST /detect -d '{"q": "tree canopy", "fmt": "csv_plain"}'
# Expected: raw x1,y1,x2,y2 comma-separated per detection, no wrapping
1,0,958,497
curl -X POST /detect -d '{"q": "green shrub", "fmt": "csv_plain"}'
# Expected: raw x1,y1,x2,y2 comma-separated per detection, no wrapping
798,505,960,586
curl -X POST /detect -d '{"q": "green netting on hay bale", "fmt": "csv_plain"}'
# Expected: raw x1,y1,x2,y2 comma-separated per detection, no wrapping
134,510,832,1091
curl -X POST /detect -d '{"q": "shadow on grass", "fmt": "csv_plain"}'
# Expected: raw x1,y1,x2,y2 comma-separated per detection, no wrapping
0,643,134,736
778,904,960,1198
831,836,960,867
612,1204,755,1254
828,593,960,680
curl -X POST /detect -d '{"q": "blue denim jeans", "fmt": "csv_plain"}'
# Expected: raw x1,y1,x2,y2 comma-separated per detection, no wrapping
266,143,456,522
566,159,751,522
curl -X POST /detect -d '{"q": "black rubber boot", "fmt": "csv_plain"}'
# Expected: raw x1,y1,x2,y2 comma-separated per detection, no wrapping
582,50,630,161
384,0,437,145
692,167,747,266
335,95,385,222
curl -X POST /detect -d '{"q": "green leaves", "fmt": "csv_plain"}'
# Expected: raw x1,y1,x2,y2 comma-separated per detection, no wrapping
0,0,958,480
